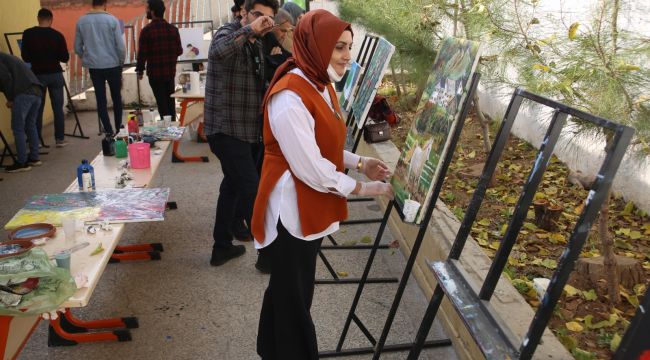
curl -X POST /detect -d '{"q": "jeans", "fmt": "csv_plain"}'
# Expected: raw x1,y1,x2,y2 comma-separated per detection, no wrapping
207,133,260,249
148,78,176,120
89,66,122,134
11,94,41,164
36,72,66,141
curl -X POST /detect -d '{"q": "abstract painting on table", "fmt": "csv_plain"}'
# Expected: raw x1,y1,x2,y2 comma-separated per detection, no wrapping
390,37,481,224
339,61,362,112
4,188,170,229
350,37,395,128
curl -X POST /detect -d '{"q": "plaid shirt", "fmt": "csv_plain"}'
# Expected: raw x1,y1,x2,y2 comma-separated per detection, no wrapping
204,21,265,143
136,19,182,80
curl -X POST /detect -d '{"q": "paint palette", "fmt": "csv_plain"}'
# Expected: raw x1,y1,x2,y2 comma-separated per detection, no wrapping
7,223,56,242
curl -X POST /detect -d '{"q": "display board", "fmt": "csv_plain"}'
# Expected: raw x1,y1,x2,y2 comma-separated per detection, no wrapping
390,37,481,224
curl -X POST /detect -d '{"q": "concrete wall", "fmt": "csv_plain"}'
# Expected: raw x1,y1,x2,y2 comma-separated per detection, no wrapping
0,0,53,148
357,140,573,360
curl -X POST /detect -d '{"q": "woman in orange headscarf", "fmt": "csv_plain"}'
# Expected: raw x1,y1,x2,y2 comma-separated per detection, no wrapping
252,9,393,359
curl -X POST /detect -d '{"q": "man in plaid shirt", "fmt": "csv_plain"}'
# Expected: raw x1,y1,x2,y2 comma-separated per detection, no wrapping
136,0,182,119
204,0,278,267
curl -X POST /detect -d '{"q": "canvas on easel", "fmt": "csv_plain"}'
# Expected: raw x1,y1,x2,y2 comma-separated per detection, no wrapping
391,37,481,224
338,61,362,112
350,37,395,128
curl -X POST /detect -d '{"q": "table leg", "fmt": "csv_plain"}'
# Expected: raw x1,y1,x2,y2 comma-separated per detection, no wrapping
110,251,161,263
172,99,209,163
48,309,133,346
0,316,12,359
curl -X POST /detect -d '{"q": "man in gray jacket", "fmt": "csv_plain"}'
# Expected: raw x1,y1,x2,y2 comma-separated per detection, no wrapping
0,52,43,173
74,0,126,135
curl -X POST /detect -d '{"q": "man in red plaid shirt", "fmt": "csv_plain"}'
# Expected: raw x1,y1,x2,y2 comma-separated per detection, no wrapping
136,0,182,120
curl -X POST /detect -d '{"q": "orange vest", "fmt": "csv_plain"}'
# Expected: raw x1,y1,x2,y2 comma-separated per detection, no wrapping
251,73,348,243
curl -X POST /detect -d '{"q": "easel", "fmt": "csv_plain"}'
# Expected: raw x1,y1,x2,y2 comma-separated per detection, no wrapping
316,34,396,285
0,130,17,168
614,286,650,360
319,72,480,358
406,89,634,360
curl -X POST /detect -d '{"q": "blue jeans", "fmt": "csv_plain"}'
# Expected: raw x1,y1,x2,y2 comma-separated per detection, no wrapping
11,94,41,164
36,72,66,141
89,66,122,134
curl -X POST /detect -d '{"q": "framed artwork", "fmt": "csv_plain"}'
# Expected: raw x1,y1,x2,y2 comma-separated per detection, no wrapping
4,32,23,58
390,37,481,224
350,37,395,129
338,61,362,112
178,28,208,61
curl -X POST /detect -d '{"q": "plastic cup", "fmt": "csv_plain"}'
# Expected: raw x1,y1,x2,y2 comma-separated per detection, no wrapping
402,199,421,223
62,217,76,244
163,115,172,128
54,251,71,270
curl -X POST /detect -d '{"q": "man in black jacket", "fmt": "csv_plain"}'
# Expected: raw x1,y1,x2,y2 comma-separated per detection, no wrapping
21,8,70,147
0,52,43,173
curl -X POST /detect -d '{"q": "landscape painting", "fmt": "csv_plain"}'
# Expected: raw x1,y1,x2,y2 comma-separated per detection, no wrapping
390,37,481,224
339,61,362,112
350,37,395,128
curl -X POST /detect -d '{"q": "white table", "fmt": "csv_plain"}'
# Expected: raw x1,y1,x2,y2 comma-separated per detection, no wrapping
1,141,172,359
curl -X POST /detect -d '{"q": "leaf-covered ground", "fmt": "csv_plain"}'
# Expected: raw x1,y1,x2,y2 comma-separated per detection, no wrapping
386,94,649,359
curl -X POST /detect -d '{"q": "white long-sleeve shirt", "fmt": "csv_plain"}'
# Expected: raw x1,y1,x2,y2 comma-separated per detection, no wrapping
255,68,361,249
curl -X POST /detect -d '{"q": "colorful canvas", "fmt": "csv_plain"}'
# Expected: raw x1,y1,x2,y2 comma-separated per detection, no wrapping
390,37,481,224
141,126,186,141
339,61,362,112
5,188,170,230
350,37,395,128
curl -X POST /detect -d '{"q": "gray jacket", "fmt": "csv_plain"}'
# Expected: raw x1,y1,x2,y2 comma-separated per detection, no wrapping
74,11,126,69
0,52,42,101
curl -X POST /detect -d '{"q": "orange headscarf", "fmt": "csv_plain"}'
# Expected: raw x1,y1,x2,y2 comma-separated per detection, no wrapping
263,9,352,105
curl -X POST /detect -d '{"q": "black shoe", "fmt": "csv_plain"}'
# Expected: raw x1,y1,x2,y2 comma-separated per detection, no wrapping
255,253,271,274
210,245,246,266
5,163,31,173
27,159,42,166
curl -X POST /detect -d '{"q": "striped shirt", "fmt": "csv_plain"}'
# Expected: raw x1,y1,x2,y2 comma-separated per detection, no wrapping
203,20,266,143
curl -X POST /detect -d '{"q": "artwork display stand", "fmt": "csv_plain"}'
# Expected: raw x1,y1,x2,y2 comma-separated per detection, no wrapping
316,35,395,285
406,89,634,360
0,129,17,168
319,72,480,358
614,286,650,360
63,82,88,139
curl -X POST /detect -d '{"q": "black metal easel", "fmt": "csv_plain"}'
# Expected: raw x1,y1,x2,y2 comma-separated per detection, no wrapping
0,130,17,168
316,34,397,285
319,72,480,357
614,286,649,360
406,89,634,360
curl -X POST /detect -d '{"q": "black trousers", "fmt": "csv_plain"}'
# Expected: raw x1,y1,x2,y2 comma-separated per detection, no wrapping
207,133,260,248
148,78,176,120
257,221,323,360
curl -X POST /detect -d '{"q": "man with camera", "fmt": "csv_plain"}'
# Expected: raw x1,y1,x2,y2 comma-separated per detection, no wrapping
203,0,278,267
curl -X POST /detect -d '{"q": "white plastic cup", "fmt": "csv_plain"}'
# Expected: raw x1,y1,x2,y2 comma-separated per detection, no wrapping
163,115,172,128
62,217,77,244
402,199,421,223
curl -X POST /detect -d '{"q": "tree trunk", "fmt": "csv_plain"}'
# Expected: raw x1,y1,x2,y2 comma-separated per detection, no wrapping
390,63,402,98
574,255,643,291
473,93,492,154
599,189,621,304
